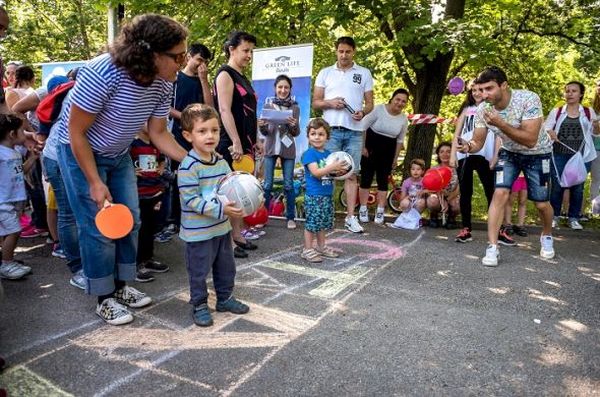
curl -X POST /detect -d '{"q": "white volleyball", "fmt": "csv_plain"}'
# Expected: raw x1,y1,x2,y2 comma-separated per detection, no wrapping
325,151,355,180
216,171,265,216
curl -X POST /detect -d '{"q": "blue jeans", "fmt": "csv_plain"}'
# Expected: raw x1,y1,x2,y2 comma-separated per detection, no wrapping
550,153,591,220
494,150,551,202
185,233,235,306
325,127,363,173
42,157,81,274
58,144,140,296
263,156,296,220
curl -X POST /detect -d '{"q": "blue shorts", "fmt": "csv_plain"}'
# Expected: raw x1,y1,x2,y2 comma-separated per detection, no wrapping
325,127,362,174
304,195,334,232
494,150,551,202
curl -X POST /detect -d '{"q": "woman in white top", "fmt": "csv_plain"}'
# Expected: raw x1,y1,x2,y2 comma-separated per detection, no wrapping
450,82,495,241
545,81,598,229
357,88,409,225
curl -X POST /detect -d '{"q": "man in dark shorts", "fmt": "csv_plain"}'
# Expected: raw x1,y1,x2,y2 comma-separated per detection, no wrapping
458,66,555,267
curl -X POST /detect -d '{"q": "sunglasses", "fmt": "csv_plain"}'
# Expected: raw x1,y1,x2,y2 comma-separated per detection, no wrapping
162,51,187,65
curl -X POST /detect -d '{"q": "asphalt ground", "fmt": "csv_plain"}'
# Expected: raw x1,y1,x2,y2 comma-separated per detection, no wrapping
0,217,598,396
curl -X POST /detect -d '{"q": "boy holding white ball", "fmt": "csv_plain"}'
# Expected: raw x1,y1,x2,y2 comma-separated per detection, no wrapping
300,118,348,263
178,103,249,326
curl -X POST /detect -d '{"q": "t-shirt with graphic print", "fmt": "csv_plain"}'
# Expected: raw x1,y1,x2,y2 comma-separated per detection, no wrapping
302,147,334,197
474,89,552,155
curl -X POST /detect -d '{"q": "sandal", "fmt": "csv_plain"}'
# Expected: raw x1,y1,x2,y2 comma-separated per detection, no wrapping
300,248,322,263
316,245,340,258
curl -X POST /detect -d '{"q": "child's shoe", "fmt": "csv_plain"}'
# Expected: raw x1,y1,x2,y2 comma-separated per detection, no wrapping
192,303,213,327
300,248,322,263
0,261,30,280
52,243,67,259
316,245,340,258
216,296,249,314
143,260,170,273
20,227,49,239
135,268,155,283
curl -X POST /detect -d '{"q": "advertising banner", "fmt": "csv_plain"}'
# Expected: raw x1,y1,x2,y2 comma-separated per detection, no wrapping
252,44,314,161
39,61,86,88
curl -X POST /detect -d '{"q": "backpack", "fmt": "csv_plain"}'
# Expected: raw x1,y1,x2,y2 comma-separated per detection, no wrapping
554,106,592,128
36,80,75,136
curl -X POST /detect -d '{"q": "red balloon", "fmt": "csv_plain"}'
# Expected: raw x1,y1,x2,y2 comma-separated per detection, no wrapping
422,168,451,191
438,166,452,186
244,205,269,226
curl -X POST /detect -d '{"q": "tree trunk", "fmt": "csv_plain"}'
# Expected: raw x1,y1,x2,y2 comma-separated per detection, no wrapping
403,51,454,175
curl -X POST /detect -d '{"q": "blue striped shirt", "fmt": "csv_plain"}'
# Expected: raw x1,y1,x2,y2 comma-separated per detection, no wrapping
57,53,173,158
178,151,232,242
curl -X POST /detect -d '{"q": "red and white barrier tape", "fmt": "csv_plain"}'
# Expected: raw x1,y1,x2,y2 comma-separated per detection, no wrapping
407,114,456,125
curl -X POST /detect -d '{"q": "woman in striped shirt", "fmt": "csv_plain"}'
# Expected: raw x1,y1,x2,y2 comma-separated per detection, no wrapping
56,14,188,325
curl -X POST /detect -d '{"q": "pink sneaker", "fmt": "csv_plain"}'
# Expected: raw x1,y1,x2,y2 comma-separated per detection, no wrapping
19,214,32,229
20,227,49,239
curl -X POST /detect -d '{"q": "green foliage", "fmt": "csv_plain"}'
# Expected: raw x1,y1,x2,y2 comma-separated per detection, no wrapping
2,0,598,164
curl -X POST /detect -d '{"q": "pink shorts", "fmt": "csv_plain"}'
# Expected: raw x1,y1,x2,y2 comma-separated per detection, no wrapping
511,176,527,193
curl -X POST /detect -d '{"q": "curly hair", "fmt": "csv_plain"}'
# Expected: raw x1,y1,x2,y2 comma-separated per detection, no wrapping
0,113,23,141
110,14,188,86
15,65,35,88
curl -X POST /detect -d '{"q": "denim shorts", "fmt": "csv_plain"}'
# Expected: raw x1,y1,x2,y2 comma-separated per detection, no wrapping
325,127,363,173
495,149,551,202
304,195,334,232
0,204,21,236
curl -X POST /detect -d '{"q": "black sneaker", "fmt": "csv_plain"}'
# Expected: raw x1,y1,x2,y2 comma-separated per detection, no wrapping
428,218,440,228
143,260,170,273
234,246,248,258
135,268,155,283
512,225,528,237
503,224,514,235
455,228,473,243
445,218,459,230
498,227,517,246
234,239,257,250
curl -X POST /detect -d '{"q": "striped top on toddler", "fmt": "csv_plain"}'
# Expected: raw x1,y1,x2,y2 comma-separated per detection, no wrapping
178,151,232,242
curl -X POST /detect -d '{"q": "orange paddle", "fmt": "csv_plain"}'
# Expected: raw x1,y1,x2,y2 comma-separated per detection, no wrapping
95,200,134,239
232,154,255,173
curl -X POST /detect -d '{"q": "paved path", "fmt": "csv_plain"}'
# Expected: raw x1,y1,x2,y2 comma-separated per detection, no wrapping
1,219,598,396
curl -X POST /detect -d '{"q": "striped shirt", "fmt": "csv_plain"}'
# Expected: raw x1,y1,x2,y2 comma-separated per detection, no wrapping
57,53,173,158
178,151,232,242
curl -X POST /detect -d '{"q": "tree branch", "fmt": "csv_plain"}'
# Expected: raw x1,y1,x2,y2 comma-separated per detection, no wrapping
518,29,595,50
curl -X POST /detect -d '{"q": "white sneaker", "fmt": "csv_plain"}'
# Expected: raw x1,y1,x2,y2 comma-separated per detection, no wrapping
114,285,152,308
358,207,369,223
482,244,499,267
568,220,583,230
96,298,133,325
345,216,364,233
540,235,555,259
69,269,86,290
374,212,385,225
552,217,558,228
0,261,30,280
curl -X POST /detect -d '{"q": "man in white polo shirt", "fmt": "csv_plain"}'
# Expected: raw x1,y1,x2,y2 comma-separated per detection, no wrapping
312,36,374,233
